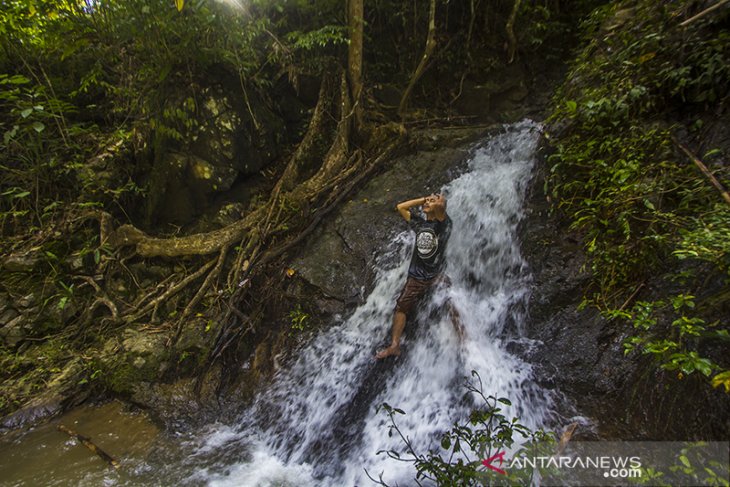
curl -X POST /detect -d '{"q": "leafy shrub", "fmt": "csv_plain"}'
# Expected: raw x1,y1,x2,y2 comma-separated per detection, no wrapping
369,371,554,486
546,0,729,390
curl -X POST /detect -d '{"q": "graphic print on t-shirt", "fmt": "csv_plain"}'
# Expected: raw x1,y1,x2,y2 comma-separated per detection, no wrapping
416,229,438,258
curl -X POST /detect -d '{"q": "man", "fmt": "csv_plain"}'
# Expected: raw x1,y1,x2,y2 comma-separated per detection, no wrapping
375,193,464,359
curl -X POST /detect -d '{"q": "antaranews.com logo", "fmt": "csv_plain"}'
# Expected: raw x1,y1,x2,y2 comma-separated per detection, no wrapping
484,452,642,479
479,441,728,486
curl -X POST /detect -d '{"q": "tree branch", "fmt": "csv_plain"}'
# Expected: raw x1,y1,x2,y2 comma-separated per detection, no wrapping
679,0,730,27
399,0,438,116
505,0,522,63
673,136,730,206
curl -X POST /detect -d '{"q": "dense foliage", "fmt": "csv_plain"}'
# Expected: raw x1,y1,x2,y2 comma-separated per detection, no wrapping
0,1,726,482
547,0,730,391
1,0,283,414
0,0,586,419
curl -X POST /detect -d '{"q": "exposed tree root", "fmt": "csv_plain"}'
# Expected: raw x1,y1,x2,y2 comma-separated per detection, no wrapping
124,258,216,324
173,244,230,343
80,67,409,400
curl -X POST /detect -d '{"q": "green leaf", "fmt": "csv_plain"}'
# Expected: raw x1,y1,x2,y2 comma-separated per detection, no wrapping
21,108,32,118
4,125,19,144
441,435,451,450
7,75,30,85
711,371,730,393
697,360,713,377
175,0,184,11
157,64,172,82
32,121,45,133
43,201,59,213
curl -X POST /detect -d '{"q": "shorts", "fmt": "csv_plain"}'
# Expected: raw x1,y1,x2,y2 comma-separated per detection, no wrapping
394,275,450,315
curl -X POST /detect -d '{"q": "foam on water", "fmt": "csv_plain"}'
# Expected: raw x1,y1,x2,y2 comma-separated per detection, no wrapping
196,120,551,486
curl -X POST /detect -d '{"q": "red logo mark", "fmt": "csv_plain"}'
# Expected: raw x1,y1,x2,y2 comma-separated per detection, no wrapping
482,451,507,475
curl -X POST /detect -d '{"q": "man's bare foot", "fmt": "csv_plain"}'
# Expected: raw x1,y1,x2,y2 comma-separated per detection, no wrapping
375,344,401,359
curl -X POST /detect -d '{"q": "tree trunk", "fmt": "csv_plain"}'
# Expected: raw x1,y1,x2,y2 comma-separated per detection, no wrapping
347,0,364,134
505,0,522,63
398,0,438,117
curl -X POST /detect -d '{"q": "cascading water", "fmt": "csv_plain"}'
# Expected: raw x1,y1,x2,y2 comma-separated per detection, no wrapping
184,119,555,487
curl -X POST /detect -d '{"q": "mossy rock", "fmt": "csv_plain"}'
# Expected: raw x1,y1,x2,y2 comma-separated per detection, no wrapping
97,330,170,396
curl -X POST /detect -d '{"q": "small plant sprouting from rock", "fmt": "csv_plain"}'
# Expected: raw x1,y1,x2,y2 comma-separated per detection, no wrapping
367,371,554,486
289,304,311,333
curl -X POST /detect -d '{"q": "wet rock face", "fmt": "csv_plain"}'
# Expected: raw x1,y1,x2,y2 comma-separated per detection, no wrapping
289,128,494,316
519,163,730,441
95,329,171,397
1,358,88,431
518,165,665,438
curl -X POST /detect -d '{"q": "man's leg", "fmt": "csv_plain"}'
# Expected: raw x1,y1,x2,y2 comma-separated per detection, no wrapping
437,275,465,342
376,277,429,359
448,300,466,342
375,310,406,359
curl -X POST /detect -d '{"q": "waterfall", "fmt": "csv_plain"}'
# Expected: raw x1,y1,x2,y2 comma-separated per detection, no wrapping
194,119,553,486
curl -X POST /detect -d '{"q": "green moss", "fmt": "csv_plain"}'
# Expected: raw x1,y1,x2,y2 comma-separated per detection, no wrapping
94,347,170,396
0,339,75,416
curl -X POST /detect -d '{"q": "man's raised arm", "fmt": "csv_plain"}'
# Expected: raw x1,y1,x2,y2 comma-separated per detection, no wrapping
396,197,427,221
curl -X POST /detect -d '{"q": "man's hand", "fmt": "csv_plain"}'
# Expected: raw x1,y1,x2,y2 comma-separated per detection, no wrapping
396,196,428,221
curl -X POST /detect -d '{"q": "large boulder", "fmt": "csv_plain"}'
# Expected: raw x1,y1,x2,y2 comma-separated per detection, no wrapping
143,84,294,227
96,329,170,396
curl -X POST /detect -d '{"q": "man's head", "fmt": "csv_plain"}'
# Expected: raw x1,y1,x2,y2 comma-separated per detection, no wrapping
423,193,447,218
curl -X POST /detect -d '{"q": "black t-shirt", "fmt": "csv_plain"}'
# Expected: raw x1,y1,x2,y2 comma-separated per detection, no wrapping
407,210,452,281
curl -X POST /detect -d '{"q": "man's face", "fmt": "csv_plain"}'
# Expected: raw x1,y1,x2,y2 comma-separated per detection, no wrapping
423,193,446,214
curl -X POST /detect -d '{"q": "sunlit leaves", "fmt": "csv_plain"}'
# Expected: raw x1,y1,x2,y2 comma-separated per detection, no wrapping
285,25,348,51
711,371,730,393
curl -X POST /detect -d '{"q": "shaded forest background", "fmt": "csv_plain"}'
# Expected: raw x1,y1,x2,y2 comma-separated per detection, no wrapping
0,0,728,436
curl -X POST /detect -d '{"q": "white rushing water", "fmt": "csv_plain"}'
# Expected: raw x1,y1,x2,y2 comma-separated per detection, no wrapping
195,120,553,486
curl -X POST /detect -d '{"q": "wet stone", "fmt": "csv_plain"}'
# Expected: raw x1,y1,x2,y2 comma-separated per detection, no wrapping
17,293,36,309
2,253,40,272
0,315,27,347
0,308,18,326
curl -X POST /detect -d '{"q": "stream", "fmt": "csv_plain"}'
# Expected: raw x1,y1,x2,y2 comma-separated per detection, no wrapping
0,120,564,486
